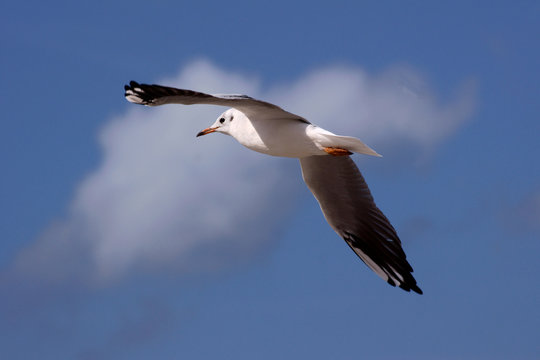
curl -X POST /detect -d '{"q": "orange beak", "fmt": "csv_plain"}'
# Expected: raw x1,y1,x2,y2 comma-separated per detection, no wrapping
196,127,218,137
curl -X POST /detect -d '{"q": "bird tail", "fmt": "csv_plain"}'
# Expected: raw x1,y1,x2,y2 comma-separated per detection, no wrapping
319,133,382,157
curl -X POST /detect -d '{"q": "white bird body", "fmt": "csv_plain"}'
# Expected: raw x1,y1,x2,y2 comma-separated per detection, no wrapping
223,109,320,157
214,108,381,158
124,81,422,294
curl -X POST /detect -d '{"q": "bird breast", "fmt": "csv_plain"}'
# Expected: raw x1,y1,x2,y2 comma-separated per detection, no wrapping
232,117,324,158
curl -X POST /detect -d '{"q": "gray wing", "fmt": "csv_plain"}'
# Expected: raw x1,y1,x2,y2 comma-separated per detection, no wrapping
124,81,309,123
300,155,422,294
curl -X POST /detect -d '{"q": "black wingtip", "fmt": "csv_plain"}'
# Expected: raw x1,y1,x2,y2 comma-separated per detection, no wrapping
124,81,148,105
411,284,423,295
398,282,423,295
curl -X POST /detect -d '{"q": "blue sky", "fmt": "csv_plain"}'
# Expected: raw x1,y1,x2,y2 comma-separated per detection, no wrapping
1,1,539,359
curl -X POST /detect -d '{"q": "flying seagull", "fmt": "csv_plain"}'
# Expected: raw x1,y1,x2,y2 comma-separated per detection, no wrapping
124,81,422,294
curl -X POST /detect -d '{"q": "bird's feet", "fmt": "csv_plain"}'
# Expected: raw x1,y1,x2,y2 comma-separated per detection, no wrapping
323,147,353,156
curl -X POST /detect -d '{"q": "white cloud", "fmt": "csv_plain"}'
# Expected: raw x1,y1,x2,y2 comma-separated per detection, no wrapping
268,64,475,152
11,60,475,284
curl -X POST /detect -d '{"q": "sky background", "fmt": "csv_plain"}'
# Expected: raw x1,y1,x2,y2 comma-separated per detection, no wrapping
1,1,539,359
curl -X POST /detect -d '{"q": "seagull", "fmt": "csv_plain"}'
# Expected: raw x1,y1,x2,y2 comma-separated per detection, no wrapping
124,81,423,294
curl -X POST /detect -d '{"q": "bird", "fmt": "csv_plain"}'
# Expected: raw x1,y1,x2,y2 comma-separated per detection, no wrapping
124,80,423,294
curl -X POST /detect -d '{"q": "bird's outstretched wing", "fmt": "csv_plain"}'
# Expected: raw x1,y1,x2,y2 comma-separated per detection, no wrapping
300,155,422,294
124,81,309,122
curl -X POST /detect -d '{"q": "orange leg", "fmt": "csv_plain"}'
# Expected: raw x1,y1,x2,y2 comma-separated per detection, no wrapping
323,147,353,156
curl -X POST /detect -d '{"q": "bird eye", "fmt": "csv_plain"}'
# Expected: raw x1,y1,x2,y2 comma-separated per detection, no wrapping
230,116,234,121
219,118,225,124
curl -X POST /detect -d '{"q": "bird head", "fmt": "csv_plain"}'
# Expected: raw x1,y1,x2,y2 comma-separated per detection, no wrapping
196,109,235,137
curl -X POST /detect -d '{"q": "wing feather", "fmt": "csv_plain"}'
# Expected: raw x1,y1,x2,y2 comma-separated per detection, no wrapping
124,81,309,123
299,155,422,294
